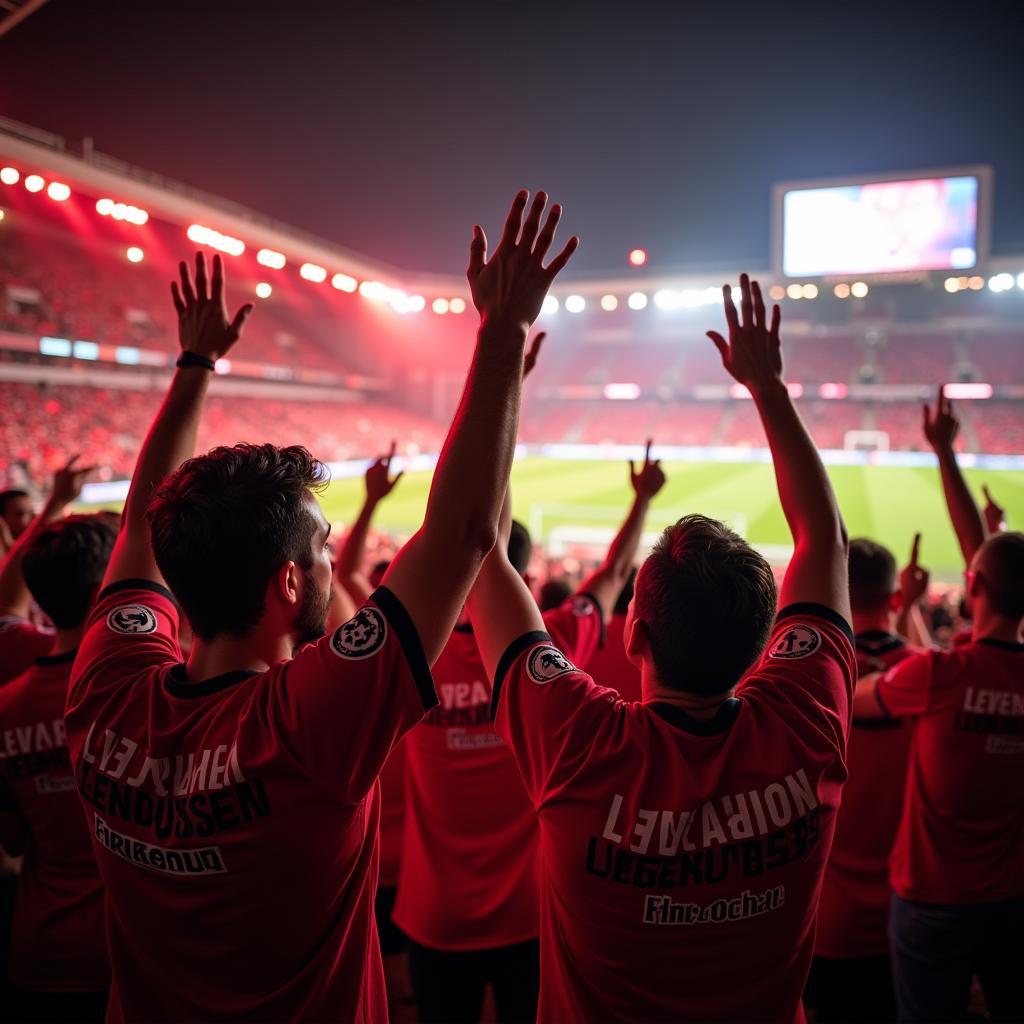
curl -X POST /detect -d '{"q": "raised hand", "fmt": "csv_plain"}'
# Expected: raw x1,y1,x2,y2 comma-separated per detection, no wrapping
524,331,547,379
707,274,783,393
630,439,667,500
922,386,959,452
982,484,1006,534
468,191,579,331
50,453,98,508
365,442,403,505
899,532,930,608
170,252,253,361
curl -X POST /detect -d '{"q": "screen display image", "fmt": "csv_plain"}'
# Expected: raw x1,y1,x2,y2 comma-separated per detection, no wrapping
782,175,979,277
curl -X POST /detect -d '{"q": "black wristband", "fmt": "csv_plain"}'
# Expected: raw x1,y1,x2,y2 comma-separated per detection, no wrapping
176,351,216,371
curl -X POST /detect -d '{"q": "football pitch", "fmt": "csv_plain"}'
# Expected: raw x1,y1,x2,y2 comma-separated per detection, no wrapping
317,457,1024,582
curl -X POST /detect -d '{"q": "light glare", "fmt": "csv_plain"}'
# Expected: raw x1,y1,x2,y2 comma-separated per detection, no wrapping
24,174,44,193
565,294,586,313
255,282,272,299
47,182,71,201
0,167,19,185
851,281,869,298
600,294,618,311
541,295,559,315
627,291,648,310
943,277,960,293
126,246,144,263
257,248,286,269
432,297,449,314
300,262,327,283
449,297,466,314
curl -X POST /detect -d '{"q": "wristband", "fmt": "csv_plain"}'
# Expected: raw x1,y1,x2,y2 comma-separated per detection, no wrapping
176,351,216,371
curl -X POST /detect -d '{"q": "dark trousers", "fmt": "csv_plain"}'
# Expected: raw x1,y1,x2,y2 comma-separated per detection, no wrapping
374,884,407,957
406,937,539,1024
3,988,108,1024
805,953,896,1022
890,894,1024,1023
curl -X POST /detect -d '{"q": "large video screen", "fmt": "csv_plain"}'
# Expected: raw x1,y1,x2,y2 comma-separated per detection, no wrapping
781,174,980,277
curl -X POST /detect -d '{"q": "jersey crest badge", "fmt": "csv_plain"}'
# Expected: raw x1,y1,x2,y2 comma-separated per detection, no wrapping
527,644,576,684
106,604,158,635
332,607,387,659
769,623,821,660
570,595,594,617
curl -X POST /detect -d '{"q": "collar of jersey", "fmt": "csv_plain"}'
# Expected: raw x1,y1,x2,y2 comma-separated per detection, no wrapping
855,630,905,654
647,697,742,736
977,638,1024,652
165,663,261,698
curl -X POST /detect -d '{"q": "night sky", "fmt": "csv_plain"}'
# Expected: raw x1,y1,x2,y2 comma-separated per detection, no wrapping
2,0,1023,276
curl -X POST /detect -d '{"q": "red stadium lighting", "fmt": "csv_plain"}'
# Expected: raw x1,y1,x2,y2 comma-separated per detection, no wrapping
819,382,848,399
125,246,145,263
432,298,449,315
0,167,19,185
47,182,71,202
730,384,753,399
255,282,273,299
331,272,357,292
603,383,641,400
24,174,45,193
628,248,648,267
943,383,992,400
257,248,286,270
187,223,245,256
449,297,466,314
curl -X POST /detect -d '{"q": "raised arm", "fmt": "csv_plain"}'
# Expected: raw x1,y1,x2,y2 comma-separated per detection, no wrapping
895,532,935,649
707,274,850,621
336,443,403,606
102,253,252,588
578,440,666,618
922,388,986,568
0,456,95,617
382,192,578,665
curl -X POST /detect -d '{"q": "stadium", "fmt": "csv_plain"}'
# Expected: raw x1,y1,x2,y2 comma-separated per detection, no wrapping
1,122,1021,579
1,4,1022,1023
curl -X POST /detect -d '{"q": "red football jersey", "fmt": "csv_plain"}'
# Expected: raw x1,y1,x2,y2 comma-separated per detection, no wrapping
65,580,437,1023
0,650,108,992
493,604,855,1024
394,595,604,950
814,632,918,958
378,738,406,888
583,612,642,701
876,638,1024,903
0,614,55,686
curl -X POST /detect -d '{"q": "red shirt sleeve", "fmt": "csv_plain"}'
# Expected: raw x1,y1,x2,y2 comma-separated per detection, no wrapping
267,586,438,803
491,629,615,806
737,603,857,756
67,579,182,714
875,651,936,718
0,617,55,686
541,592,605,667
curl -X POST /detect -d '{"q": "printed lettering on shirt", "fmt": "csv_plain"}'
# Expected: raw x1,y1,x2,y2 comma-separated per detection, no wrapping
0,716,73,793
423,678,495,732
106,604,158,635
643,885,785,926
587,771,821,891
331,607,387,660
956,686,1024,737
527,645,577,684
94,814,227,876
768,624,821,660
75,722,271,857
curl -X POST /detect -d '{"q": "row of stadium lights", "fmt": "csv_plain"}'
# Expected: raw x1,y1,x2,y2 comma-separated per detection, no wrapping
5,166,1024,310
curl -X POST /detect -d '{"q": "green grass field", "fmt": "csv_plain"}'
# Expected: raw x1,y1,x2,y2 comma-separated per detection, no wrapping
317,458,1024,581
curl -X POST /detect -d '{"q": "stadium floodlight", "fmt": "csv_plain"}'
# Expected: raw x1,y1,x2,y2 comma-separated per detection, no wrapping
214,358,232,375
654,289,680,311
359,281,392,302
300,262,327,283
46,182,70,202
988,273,1014,293
390,290,413,314
600,294,618,311
627,291,648,310
943,383,992,400
800,283,818,299
769,285,786,301
943,277,960,293
188,223,245,256
449,297,466,314
408,295,426,312
786,283,803,300
604,383,641,400
565,294,586,313
0,167,19,185
819,382,848,399
431,297,449,315
628,248,648,267
1018,272,1024,291
967,276,984,291
126,246,144,263
833,283,851,299
0,209,4,222
850,281,869,298
255,282,272,299
331,273,357,292
95,198,114,215
257,248,286,270
541,295,559,315
24,174,44,193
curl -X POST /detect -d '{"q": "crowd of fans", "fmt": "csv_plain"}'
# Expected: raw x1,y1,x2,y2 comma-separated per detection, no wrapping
0,193,1021,1024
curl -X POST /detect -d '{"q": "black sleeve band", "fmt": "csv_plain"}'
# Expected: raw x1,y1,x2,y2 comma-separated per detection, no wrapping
371,586,438,712
776,602,855,646
98,578,176,603
577,591,607,648
491,630,552,721
176,351,216,371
